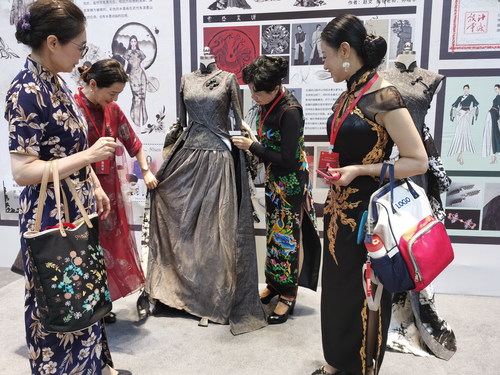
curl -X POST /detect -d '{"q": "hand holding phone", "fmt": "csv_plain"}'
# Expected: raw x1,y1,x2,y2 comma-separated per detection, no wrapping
316,169,341,181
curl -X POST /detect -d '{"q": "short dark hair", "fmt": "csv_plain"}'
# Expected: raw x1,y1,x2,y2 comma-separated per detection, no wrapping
79,59,128,88
242,55,288,93
463,84,470,89
321,14,386,70
15,0,86,50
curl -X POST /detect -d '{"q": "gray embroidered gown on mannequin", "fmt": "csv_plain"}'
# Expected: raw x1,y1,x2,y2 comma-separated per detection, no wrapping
381,62,457,360
145,64,267,335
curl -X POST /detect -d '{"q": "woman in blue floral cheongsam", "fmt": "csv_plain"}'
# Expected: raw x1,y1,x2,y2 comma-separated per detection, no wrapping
5,1,121,374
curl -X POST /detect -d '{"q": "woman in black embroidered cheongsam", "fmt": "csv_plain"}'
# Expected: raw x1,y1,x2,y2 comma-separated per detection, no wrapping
312,14,428,375
232,55,321,325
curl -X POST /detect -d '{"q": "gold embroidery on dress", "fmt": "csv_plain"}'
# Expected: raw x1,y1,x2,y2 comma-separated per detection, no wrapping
360,115,390,166
375,307,383,373
360,300,368,375
324,185,361,265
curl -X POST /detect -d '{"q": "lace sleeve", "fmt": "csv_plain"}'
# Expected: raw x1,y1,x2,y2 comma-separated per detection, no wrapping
359,86,406,123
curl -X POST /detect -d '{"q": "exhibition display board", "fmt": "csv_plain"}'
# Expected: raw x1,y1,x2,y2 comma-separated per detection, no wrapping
0,0,498,294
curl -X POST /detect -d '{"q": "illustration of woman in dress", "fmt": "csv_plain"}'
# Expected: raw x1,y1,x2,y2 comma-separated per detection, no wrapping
482,84,500,164
294,25,307,65
448,84,479,165
124,35,148,131
208,0,251,10
310,24,323,65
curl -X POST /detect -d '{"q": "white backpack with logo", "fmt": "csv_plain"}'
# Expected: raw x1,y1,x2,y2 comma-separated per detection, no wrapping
364,162,454,295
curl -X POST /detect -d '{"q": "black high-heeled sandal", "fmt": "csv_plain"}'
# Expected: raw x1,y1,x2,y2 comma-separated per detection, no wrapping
260,287,279,304
311,366,347,375
136,290,151,320
103,312,116,324
267,297,295,324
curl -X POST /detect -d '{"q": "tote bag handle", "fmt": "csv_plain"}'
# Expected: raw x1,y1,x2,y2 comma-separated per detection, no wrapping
33,160,93,236
33,161,52,234
378,161,420,214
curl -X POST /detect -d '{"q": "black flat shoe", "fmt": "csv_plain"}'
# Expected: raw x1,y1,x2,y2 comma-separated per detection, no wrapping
103,312,116,324
260,286,279,304
267,297,295,324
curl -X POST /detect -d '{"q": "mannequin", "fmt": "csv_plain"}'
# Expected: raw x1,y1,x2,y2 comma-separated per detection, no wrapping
141,49,267,335
380,43,457,361
395,42,417,71
199,46,217,73
382,42,449,197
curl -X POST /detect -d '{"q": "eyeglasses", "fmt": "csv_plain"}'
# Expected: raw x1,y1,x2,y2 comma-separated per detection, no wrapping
70,41,89,58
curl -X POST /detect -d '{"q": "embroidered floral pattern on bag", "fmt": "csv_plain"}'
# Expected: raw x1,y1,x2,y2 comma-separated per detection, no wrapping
44,246,111,323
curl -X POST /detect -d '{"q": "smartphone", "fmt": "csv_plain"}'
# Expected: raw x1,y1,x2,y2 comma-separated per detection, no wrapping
316,169,341,181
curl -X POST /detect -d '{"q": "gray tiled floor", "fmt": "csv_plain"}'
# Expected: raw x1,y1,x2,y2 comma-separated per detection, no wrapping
1,268,498,374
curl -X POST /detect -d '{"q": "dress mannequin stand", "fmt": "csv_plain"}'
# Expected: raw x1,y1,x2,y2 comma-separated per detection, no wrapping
381,43,457,361
142,46,267,335
199,46,217,73
395,45,417,71
382,42,450,204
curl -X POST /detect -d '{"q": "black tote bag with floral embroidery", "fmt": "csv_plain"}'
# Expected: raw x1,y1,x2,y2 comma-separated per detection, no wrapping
24,161,112,333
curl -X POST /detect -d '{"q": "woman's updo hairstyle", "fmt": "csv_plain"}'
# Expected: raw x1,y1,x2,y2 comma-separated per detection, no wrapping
242,55,288,93
15,0,86,50
78,59,128,88
321,14,386,70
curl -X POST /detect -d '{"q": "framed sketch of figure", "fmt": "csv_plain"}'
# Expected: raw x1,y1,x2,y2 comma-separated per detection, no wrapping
112,23,158,133
448,84,479,165
481,84,500,164
293,25,307,65
309,24,324,65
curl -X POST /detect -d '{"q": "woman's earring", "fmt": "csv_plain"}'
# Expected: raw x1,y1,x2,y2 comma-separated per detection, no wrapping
342,61,350,72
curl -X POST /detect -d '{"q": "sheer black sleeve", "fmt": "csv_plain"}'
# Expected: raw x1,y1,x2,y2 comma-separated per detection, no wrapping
359,86,406,123
249,107,303,171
